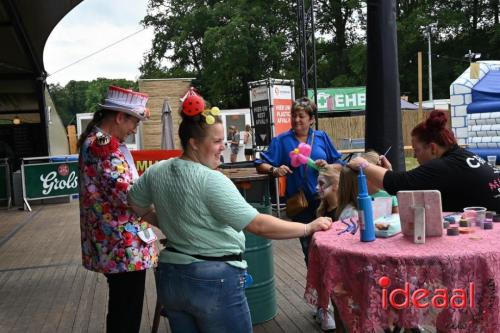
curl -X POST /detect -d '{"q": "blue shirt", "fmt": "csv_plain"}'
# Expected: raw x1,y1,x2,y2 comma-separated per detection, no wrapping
255,128,342,200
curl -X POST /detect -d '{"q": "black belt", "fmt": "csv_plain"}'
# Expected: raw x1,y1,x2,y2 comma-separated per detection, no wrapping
166,247,242,262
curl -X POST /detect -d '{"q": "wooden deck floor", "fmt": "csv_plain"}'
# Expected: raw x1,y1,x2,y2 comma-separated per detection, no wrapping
0,202,324,333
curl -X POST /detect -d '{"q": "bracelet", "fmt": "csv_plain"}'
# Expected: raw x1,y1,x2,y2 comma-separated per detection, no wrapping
304,223,308,237
268,166,275,176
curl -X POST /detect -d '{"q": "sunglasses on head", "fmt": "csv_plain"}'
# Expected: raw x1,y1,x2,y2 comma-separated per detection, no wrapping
295,97,311,106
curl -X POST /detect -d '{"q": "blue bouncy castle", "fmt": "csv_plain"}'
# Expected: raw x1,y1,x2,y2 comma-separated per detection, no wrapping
450,61,500,161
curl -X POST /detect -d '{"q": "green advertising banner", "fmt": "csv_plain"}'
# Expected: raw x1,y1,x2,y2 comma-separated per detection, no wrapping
308,87,366,112
0,164,7,200
23,161,79,199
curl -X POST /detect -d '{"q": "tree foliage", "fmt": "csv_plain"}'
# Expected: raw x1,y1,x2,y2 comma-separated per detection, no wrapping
49,78,138,126
140,0,297,108
42,0,493,111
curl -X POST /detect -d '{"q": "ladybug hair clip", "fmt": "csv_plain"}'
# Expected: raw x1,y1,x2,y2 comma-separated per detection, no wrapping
181,88,220,124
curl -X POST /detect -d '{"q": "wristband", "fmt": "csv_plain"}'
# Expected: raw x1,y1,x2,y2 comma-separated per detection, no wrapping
268,167,275,176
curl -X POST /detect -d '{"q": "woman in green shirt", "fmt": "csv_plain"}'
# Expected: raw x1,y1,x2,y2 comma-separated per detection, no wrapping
129,93,332,333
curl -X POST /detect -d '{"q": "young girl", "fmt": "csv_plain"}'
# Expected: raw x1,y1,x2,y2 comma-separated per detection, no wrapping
316,164,341,219
315,164,344,332
335,166,359,220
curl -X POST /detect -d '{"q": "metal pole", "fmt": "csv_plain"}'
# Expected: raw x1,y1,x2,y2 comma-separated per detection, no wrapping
426,26,433,102
418,52,423,114
297,0,308,97
310,3,319,130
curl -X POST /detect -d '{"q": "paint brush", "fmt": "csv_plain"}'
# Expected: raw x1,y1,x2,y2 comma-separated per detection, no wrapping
380,146,392,160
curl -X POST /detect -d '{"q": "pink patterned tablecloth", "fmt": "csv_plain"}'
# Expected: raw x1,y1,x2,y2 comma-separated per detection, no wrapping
304,222,500,333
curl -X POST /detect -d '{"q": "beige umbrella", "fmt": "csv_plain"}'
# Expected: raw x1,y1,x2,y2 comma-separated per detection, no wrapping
160,98,175,149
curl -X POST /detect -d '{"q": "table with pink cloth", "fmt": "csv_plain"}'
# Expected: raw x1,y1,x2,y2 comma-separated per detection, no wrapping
304,224,500,333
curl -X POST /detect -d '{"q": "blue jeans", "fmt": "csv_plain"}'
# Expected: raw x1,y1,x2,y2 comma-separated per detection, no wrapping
157,261,251,333
289,197,320,266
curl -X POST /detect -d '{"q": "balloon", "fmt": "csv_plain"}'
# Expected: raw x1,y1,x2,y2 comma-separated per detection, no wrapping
289,143,320,170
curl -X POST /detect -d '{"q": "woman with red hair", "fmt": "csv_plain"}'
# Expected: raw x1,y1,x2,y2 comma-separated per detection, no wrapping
348,110,500,212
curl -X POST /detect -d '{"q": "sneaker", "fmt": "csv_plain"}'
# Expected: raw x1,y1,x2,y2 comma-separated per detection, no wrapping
316,308,336,331
314,308,321,323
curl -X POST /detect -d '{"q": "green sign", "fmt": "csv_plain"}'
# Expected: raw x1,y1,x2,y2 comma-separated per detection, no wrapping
23,161,79,199
308,87,366,112
0,164,7,200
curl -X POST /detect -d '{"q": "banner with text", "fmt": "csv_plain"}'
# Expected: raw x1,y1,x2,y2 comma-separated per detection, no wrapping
271,85,292,135
308,87,366,112
23,161,79,199
131,150,182,176
251,85,272,146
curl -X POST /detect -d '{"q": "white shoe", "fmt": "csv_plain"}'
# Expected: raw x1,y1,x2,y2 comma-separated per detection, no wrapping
316,308,336,331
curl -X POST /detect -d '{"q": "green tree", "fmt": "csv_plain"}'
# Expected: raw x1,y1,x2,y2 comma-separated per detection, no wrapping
48,83,72,126
140,0,296,108
48,79,137,126
85,78,138,113
139,0,500,106
48,81,90,126
396,0,500,100
315,0,365,87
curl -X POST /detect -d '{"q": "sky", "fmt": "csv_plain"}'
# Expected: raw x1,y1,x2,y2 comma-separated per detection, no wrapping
44,0,154,86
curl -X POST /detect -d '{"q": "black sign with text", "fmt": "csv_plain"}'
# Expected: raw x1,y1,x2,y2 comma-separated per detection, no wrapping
251,99,272,146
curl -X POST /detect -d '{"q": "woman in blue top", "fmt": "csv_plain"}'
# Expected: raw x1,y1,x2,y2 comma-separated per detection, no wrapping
255,97,342,265
128,93,332,333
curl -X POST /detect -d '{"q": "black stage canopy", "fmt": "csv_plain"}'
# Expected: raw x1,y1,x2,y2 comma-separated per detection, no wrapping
0,0,82,158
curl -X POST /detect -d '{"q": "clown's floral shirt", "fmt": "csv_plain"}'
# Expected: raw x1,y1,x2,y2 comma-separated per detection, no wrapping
79,128,157,274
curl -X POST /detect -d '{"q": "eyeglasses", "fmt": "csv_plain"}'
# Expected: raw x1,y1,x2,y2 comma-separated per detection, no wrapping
295,97,311,106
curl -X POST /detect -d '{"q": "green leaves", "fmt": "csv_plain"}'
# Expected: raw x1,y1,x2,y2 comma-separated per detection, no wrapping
136,0,500,106
49,78,137,126
140,0,296,108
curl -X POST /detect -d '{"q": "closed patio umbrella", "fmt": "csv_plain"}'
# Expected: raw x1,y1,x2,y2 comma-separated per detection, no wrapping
160,98,175,150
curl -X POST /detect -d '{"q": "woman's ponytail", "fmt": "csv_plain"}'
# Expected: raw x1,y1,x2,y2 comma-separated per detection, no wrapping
77,110,108,149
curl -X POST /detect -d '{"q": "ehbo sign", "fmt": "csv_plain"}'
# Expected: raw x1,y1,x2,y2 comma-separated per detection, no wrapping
378,276,475,310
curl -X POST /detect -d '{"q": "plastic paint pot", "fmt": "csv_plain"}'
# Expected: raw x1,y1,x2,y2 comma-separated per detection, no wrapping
447,227,459,236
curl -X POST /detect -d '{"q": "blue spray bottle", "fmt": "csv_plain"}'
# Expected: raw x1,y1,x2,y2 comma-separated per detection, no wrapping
358,166,376,242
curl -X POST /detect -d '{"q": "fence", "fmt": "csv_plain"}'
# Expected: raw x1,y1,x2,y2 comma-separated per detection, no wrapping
319,109,451,153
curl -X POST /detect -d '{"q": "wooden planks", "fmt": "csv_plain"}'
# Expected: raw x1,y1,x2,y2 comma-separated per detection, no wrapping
0,202,324,333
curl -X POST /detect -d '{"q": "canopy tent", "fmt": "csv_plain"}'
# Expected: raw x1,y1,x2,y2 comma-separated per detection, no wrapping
467,70,500,114
0,0,82,159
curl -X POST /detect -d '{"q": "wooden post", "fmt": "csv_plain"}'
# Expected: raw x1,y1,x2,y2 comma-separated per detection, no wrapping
470,62,480,79
67,125,77,154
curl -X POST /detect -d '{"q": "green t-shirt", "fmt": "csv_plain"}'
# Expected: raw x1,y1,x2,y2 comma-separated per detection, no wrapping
129,158,259,269
371,189,398,207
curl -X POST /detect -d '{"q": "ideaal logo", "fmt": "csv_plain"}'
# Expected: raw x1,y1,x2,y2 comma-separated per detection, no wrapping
378,276,475,310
